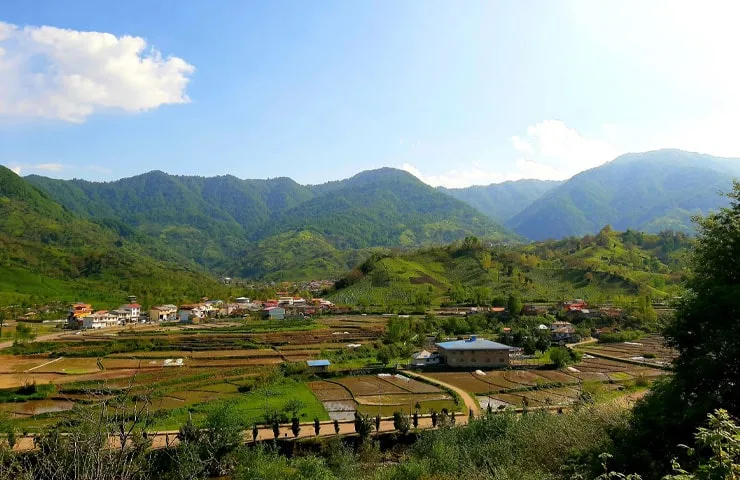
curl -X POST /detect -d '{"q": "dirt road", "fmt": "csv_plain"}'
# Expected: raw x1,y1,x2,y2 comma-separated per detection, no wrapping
402,370,480,416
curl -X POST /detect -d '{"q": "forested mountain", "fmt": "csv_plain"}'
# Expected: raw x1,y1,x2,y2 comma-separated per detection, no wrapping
507,149,740,240
0,166,236,306
440,179,562,223
258,168,515,249
27,168,518,279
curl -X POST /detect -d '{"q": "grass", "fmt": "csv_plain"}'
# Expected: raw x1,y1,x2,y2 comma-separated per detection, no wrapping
149,378,328,430
0,383,56,403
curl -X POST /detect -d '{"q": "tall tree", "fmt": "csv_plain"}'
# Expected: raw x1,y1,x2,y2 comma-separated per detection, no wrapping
611,181,740,477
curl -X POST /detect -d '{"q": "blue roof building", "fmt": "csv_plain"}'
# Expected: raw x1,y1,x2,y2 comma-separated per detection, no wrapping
307,359,331,371
435,336,512,367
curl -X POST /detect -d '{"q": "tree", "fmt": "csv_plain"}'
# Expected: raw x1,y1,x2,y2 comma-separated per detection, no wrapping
14,323,36,344
291,417,301,438
353,412,374,442
283,399,305,419
271,419,280,440
313,417,321,436
392,411,410,435
507,294,523,316
376,347,391,366
610,182,740,477
548,347,575,368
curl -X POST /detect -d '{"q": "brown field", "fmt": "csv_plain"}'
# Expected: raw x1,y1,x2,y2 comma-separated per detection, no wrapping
33,358,100,374
580,335,676,365
424,372,495,394
379,375,441,393
0,356,53,374
307,381,353,401
334,376,409,396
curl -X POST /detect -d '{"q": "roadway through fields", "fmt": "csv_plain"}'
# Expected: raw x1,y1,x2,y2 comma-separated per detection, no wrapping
401,370,480,416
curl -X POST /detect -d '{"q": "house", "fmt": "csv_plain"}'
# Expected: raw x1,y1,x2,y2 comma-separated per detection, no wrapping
262,306,285,320
306,359,330,372
70,303,93,318
81,310,120,329
551,321,577,343
436,336,512,367
179,305,205,324
149,305,178,322
523,305,547,316
411,350,441,367
278,297,294,306
117,303,141,323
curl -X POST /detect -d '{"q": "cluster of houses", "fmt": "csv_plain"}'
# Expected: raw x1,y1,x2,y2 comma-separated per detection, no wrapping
66,295,336,330
67,297,141,330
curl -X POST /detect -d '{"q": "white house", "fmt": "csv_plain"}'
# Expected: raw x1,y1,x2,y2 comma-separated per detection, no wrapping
411,350,441,367
112,303,141,323
81,311,120,329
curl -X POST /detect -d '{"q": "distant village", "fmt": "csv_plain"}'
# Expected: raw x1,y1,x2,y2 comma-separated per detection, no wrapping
64,293,337,330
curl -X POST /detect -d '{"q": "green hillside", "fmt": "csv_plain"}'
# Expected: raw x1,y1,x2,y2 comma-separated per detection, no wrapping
328,228,689,308
0,166,236,307
27,167,519,280
508,149,740,240
262,168,517,249
441,179,562,223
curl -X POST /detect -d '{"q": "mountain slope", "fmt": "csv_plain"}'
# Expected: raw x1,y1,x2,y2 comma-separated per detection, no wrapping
0,166,234,306
328,228,688,308
260,168,518,249
441,179,562,223
508,150,740,240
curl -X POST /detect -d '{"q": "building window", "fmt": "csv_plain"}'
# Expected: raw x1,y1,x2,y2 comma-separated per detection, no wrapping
485,358,491,363
499,358,505,363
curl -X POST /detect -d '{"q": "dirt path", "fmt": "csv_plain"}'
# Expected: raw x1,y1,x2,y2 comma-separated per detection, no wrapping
25,357,64,372
402,370,480,416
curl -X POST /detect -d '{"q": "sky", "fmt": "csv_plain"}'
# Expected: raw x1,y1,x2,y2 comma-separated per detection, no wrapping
1,0,740,187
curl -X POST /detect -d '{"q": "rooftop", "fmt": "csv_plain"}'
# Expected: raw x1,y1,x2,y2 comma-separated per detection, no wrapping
306,359,330,367
436,337,512,351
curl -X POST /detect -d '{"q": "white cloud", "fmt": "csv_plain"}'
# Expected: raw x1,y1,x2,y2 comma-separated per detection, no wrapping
0,21,195,123
511,120,622,179
402,120,624,188
5,163,66,175
401,162,522,188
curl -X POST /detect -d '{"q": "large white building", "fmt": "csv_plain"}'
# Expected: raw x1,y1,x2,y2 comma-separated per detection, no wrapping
81,311,120,329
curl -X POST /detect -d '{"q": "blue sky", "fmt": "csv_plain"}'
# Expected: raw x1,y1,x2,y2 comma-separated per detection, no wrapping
1,1,739,187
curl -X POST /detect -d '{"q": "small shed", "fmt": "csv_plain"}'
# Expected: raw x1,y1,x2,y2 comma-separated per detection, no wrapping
306,359,330,372
262,306,285,320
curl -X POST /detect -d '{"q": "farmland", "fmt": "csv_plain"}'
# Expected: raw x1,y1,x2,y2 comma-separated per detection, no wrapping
577,335,677,367
309,374,458,419
0,314,671,437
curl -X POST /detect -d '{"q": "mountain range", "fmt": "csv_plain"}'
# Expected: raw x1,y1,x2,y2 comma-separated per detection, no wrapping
3,148,739,287
506,149,740,240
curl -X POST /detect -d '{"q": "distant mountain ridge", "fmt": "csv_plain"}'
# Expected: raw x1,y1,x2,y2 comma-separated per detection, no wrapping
26,167,517,279
440,179,563,223
507,149,740,240
18,149,740,279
